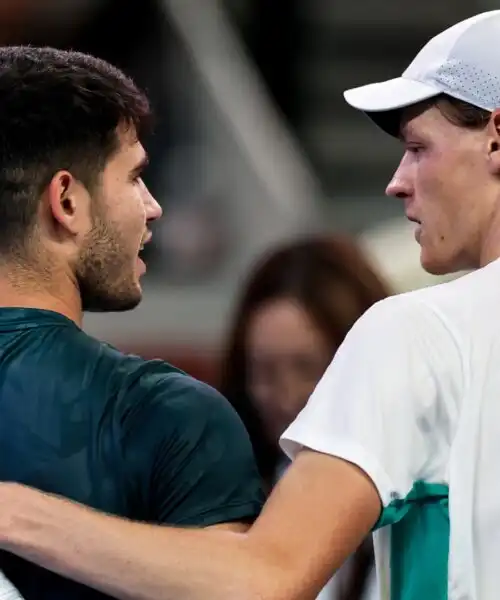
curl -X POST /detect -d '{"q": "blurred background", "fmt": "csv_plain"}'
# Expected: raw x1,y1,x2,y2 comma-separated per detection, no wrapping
0,0,486,377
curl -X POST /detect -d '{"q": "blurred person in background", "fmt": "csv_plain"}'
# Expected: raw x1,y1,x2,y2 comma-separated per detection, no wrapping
220,236,392,600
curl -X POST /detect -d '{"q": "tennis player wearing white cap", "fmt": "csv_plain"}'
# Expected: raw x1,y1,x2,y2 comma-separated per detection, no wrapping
0,10,500,600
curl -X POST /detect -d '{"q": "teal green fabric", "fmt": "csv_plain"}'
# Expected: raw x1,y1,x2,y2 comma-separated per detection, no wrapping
0,308,265,598
377,481,449,600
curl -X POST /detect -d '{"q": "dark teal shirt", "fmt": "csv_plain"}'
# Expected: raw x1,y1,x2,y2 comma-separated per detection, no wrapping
0,308,264,598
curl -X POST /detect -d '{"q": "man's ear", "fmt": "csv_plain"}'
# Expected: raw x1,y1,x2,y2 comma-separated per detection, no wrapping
486,110,500,176
46,170,91,236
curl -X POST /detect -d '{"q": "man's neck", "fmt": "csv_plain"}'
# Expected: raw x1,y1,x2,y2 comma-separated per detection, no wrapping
480,238,500,269
0,267,83,327
478,200,500,268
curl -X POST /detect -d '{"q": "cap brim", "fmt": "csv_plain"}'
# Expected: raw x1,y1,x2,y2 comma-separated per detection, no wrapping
343,77,442,136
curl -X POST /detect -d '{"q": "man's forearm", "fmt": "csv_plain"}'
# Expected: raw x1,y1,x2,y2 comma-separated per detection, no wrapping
0,484,285,600
0,453,379,600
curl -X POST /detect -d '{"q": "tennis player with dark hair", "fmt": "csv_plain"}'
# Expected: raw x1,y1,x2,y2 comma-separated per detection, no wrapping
0,46,263,598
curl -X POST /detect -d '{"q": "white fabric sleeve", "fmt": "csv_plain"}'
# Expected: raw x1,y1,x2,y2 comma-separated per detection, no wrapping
0,572,23,600
280,295,461,508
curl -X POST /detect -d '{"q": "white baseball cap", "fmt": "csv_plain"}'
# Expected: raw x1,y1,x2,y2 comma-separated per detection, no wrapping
344,11,500,136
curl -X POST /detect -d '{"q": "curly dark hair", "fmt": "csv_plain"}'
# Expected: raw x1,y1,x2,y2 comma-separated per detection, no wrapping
0,46,151,259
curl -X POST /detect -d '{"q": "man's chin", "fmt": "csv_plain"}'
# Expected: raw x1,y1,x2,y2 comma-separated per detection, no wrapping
420,252,462,277
82,289,143,313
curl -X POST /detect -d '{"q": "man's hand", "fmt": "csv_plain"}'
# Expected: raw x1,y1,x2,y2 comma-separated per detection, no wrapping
0,451,381,600
0,483,64,553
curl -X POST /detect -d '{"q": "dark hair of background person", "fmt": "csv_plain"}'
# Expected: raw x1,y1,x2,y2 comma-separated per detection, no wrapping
0,45,150,262
219,235,393,600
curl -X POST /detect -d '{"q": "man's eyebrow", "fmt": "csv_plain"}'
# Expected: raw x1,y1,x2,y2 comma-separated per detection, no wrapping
130,155,149,177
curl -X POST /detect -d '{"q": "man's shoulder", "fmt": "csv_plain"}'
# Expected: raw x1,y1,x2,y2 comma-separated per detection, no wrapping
60,328,230,425
117,361,238,436
350,290,443,336
65,329,182,383
393,265,500,332
344,288,462,368
51,328,190,407
111,353,263,527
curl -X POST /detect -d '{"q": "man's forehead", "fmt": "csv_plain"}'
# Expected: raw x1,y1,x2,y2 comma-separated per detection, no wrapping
399,104,444,139
112,126,146,164
116,124,141,149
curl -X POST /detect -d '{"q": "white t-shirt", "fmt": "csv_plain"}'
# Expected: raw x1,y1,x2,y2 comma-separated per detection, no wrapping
281,258,500,600
0,571,23,600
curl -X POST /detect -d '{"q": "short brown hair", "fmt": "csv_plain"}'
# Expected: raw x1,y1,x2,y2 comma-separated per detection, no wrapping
436,94,490,129
381,94,491,137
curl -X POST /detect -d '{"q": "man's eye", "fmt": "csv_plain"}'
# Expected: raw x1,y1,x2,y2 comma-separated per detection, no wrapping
406,144,424,154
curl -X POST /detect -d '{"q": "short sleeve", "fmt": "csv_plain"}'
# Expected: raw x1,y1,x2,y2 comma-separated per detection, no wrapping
121,369,265,527
280,295,461,518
